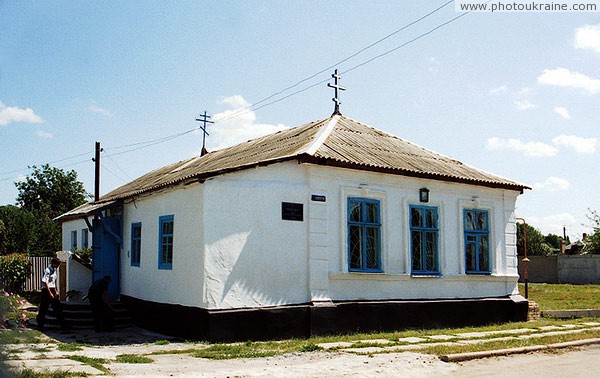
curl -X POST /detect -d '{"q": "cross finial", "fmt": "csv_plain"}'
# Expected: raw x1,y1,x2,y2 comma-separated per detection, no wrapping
195,111,214,156
327,69,346,115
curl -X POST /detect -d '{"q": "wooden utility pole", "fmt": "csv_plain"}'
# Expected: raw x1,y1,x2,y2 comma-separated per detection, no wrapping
93,141,102,201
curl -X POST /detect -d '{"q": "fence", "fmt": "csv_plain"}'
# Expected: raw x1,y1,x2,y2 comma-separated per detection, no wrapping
518,255,600,284
25,256,54,292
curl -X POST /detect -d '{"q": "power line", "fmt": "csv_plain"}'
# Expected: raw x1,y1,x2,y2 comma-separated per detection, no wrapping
106,128,198,157
216,3,471,124
214,0,454,125
103,150,135,182
101,164,130,185
0,151,93,177
1,1,470,183
342,11,470,76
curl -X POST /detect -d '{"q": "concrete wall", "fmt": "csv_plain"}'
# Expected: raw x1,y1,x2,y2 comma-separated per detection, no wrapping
558,255,600,284
518,255,600,284
517,255,558,283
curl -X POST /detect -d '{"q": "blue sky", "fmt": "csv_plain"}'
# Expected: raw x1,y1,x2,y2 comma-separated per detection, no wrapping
1,1,598,240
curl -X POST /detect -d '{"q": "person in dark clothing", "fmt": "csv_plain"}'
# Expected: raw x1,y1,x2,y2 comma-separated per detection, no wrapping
88,275,114,331
36,258,67,330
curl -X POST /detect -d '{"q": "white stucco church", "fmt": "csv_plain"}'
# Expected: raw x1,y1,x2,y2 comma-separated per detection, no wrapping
58,109,529,341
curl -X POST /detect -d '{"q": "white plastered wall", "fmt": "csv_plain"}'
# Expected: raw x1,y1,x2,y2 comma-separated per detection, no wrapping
201,162,310,309
117,160,521,310
60,219,93,299
61,219,90,251
120,184,204,307
304,164,521,302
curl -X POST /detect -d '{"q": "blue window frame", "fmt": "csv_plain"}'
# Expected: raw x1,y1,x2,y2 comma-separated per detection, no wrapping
131,222,142,267
158,215,174,270
410,205,439,275
70,230,78,250
464,209,490,274
81,229,89,249
348,198,381,272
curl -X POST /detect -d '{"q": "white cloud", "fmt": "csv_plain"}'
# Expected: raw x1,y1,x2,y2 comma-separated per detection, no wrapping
88,105,113,117
35,130,53,139
527,213,577,237
0,101,44,126
217,95,248,109
533,176,570,192
489,85,507,95
486,137,558,157
514,99,536,111
553,106,571,119
538,67,600,94
574,24,600,53
552,134,597,154
487,134,597,157
208,95,289,150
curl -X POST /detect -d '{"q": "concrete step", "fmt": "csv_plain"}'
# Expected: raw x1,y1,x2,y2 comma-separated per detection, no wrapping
44,301,132,330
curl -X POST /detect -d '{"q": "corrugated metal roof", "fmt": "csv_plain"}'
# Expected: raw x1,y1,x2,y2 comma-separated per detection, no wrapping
311,116,528,189
53,200,119,222
96,114,528,204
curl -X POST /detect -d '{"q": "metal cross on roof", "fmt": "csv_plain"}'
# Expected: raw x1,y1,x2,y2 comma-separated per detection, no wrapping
327,69,346,115
195,111,214,156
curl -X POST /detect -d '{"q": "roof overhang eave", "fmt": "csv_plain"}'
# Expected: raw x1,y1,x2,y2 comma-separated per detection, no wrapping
99,155,304,203
54,200,121,223
298,156,530,193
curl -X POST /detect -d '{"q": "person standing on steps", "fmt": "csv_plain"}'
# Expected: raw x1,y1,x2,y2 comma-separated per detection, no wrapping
88,275,114,331
36,257,67,330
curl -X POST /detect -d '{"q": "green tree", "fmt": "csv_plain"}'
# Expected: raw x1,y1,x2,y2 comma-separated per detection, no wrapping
517,223,554,256
586,210,600,255
0,219,6,253
11,165,89,256
0,205,35,255
544,233,568,254
16,164,88,219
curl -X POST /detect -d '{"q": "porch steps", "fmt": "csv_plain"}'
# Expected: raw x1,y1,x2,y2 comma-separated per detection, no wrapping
45,301,132,330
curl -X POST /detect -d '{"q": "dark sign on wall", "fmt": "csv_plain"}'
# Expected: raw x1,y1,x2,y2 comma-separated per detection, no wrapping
282,202,303,221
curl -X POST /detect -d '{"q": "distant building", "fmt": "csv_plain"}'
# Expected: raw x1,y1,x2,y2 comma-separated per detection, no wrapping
57,113,530,341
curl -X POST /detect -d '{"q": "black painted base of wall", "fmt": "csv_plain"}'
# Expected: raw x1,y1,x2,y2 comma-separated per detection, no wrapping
120,294,528,342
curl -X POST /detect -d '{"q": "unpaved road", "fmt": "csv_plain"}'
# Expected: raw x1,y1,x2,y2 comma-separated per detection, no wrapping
102,344,600,377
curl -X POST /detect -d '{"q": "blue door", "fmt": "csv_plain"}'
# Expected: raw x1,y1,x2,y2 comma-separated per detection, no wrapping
92,216,121,301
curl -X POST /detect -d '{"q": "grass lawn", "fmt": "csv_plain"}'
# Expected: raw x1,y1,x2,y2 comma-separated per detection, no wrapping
521,283,600,310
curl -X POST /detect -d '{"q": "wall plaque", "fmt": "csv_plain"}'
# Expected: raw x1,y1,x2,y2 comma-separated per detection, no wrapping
282,202,303,221
311,195,326,202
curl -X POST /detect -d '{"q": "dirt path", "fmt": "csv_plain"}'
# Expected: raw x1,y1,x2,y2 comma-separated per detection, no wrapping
104,350,456,377
101,345,600,377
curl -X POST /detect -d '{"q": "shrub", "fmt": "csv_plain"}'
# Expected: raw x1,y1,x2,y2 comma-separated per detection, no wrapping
0,253,32,295
72,248,92,265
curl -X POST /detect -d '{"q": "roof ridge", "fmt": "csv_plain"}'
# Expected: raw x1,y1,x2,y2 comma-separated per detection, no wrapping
301,114,341,156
